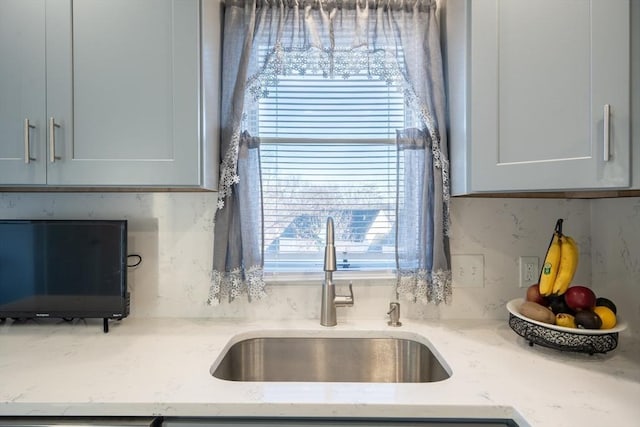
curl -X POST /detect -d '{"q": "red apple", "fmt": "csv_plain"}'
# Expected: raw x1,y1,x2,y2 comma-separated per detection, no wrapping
525,284,548,305
564,285,596,311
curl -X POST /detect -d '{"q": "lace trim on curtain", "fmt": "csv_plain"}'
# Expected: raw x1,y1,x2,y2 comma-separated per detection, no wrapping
245,44,406,98
216,125,242,211
396,268,452,305
242,42,451,234
207,265,267,305
404,91,451,237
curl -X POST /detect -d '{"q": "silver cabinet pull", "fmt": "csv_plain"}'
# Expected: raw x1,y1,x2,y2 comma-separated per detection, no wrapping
24,119,36,164
603,104,611,162
49,117,61,163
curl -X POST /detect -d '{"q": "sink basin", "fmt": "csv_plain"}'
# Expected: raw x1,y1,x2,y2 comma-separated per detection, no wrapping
211,334,451,383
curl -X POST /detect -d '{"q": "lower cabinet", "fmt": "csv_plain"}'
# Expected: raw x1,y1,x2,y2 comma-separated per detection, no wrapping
162,418,518,427
0,417,519,427
0,418,160,426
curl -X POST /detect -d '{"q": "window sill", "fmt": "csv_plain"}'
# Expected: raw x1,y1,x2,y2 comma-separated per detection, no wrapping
264,270,396,285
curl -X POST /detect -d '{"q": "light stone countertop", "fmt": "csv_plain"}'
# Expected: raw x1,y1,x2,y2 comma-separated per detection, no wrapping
0,317,638,427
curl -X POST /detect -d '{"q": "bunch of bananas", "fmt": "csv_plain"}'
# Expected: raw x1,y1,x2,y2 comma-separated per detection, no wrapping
539,219,579,297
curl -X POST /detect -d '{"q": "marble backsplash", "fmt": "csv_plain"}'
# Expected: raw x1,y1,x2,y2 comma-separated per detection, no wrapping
591,197,640,337
0,192,636,334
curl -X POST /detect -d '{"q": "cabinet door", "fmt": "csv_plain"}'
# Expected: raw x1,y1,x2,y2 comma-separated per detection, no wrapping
631,0,640,189
470,0,630,191
163,419,515,427
45,0,200,186
0,0,47,185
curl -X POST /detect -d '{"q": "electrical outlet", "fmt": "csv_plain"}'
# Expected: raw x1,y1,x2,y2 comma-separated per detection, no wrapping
452,254,484,288
519,256,539,288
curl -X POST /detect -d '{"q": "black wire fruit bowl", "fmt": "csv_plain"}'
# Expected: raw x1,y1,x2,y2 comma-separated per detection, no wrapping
506,298,627,355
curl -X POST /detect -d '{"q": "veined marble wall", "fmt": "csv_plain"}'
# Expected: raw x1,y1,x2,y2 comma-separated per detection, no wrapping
3,193,617,327
591,198,640,337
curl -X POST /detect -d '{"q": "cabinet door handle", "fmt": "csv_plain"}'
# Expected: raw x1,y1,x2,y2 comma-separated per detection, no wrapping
49,117,61,163
603,104,611,162
24,119,36,164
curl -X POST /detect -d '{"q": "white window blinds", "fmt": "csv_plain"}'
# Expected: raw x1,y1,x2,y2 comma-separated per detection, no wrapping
246,73,412,274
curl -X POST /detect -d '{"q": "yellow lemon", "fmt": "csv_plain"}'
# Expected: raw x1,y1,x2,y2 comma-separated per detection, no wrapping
593,306,617,329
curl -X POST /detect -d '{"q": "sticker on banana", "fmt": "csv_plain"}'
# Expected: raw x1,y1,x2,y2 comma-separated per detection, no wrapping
539,233,561,296
552,235,578,296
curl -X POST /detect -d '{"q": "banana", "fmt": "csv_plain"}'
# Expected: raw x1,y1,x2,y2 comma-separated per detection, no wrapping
552,235,578,295
555,313,577,328
539,232,561,296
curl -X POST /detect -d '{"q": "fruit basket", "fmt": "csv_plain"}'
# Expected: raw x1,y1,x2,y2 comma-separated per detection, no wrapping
506,298,627,355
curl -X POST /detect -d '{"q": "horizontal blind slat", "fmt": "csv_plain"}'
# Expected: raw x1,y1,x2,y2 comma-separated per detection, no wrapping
251,73,406,140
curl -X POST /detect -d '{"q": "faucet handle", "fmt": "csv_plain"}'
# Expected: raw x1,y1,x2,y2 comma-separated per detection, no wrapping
334,281,354,307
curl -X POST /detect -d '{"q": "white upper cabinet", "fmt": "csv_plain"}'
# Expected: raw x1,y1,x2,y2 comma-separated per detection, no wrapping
631,0,640,190
0,0,47,184
0,0,219,189
445,0,631,195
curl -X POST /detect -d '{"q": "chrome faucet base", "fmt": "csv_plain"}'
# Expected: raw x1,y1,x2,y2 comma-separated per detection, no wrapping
320,278,354,327
320,278,337,327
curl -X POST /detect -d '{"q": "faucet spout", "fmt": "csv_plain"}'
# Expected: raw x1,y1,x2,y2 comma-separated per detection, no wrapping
320,217,354,327
324,217,336,273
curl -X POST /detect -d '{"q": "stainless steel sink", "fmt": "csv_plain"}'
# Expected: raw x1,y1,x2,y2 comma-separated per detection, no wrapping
211,335,451,383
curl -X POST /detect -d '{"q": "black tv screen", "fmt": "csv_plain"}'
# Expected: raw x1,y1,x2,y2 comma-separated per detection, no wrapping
0,219,129,320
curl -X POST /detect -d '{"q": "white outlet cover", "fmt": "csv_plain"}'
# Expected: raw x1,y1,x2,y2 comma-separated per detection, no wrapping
519,256,539,288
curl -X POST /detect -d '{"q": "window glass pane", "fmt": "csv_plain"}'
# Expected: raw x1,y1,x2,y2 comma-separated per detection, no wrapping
261,141,401,272
247,74,408,273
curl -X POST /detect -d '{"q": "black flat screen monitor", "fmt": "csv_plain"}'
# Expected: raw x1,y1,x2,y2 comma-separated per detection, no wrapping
0,219,129,320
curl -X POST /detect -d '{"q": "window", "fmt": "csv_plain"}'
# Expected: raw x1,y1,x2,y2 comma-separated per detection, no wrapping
211,0,450,305
246,72,416,275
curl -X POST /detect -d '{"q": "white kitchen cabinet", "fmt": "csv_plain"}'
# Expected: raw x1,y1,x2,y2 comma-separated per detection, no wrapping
0,0,219,189
0,0,47,184
445,0,630,195
631,0,640,189
163,419,515,427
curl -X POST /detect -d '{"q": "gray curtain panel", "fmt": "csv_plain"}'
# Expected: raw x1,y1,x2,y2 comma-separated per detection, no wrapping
209,0,451,305
396,129,451,304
